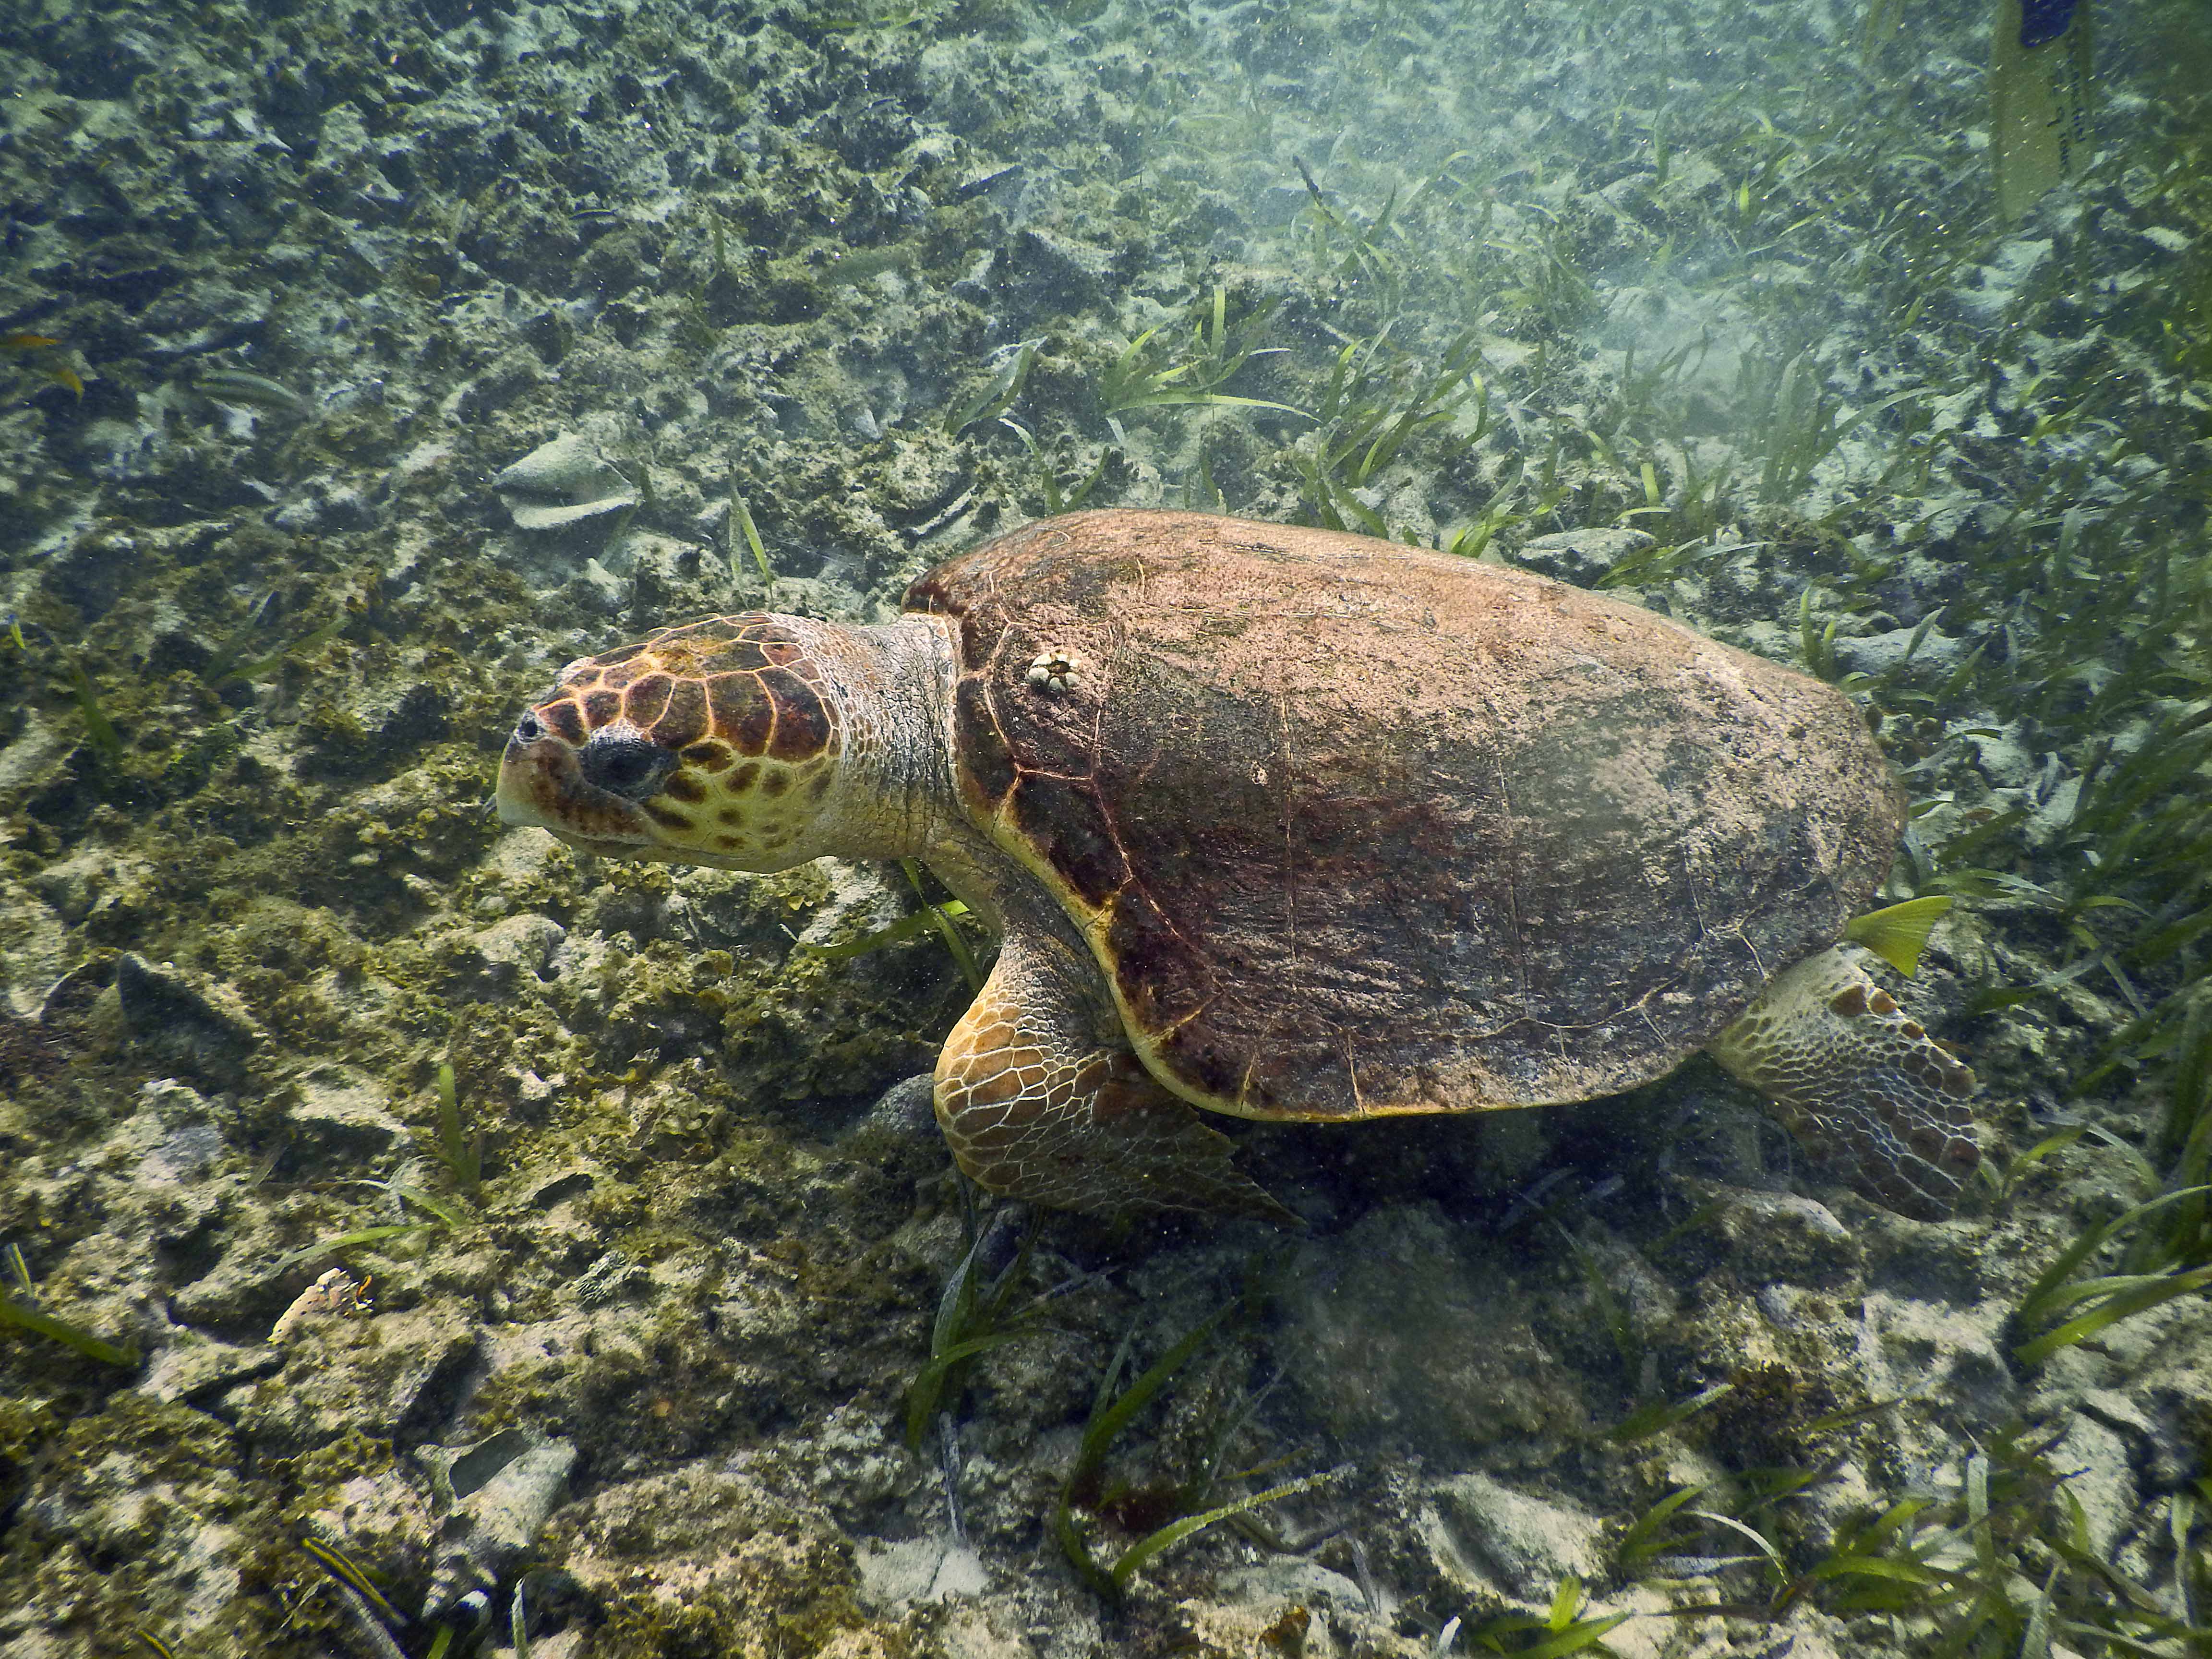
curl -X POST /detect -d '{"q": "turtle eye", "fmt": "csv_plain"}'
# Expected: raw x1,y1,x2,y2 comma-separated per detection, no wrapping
580,729,673,800
514,711,545,743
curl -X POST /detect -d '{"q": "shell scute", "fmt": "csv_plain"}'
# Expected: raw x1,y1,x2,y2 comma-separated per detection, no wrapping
758,667,832,759
543,700,587,745
657,678,710,750
683,741,733,772
622,673,674,728
952,678,1016,806
706,673,773,753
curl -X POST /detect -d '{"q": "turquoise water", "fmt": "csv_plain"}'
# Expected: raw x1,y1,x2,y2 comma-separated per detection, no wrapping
0,0,2207,1654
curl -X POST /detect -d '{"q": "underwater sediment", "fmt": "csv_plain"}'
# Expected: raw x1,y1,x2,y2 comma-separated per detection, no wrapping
0,0,2208,1655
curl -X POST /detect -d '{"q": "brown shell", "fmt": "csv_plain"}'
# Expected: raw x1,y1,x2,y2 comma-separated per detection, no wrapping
905,510,1905,1123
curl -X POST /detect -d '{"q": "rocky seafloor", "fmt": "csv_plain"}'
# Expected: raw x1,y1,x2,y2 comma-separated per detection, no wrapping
1,0,2209,1654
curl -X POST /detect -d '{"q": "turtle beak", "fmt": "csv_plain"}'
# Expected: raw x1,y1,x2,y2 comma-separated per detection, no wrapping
493,734,561,831
495,720,655,849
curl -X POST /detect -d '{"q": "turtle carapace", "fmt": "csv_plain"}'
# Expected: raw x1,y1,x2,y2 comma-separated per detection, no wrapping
497,510,1981,1223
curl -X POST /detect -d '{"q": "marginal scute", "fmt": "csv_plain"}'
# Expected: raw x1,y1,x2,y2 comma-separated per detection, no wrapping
1008,772,1125,907
952,678,1015,806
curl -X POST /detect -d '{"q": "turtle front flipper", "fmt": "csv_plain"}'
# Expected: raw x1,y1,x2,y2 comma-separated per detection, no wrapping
934,928,1297,1225
1707,947,1982,1221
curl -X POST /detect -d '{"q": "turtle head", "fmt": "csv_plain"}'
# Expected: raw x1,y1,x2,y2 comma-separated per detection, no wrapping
496,614,848,872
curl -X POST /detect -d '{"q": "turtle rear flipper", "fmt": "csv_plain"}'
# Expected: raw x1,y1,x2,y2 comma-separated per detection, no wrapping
1708,947,1982,1221
933,928,1297,1226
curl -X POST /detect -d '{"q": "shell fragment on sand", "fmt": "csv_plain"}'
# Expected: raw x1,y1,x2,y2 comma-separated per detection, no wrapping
493,433,639,530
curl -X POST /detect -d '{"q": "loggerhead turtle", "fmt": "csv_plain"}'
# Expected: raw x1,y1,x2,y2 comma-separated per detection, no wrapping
496,510,1980,1222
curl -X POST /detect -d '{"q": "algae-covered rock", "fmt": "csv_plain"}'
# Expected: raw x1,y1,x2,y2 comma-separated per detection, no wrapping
419,1426,578,1615
138,1327,282,1406
0,876,72,1014
112,952,263,1088
544,1461,885,1657
283,1064,409,1168
1514,526,1654,586
1688,1179,1863,1286
228,1305,480,1455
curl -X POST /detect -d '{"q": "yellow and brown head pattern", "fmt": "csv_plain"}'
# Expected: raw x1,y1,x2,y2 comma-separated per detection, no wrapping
496,615,843,870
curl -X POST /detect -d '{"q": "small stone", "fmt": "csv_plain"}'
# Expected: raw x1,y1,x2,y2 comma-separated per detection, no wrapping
421,1429,579,1615
1008,227,1113,301
519,306,573,363
138,1327,283,1404
854,1533,988,1611
853,1073,937,1142
1214,1557,1369,1617
469,913,565,985
1833,624,1969,681
1692,1180,1861,1284
935,1604,1034,1659
137,1121,227,1186
2077,1387,2157,1440
565,557,628,613
573,1250,642,1307
2059,1411,2137,1558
